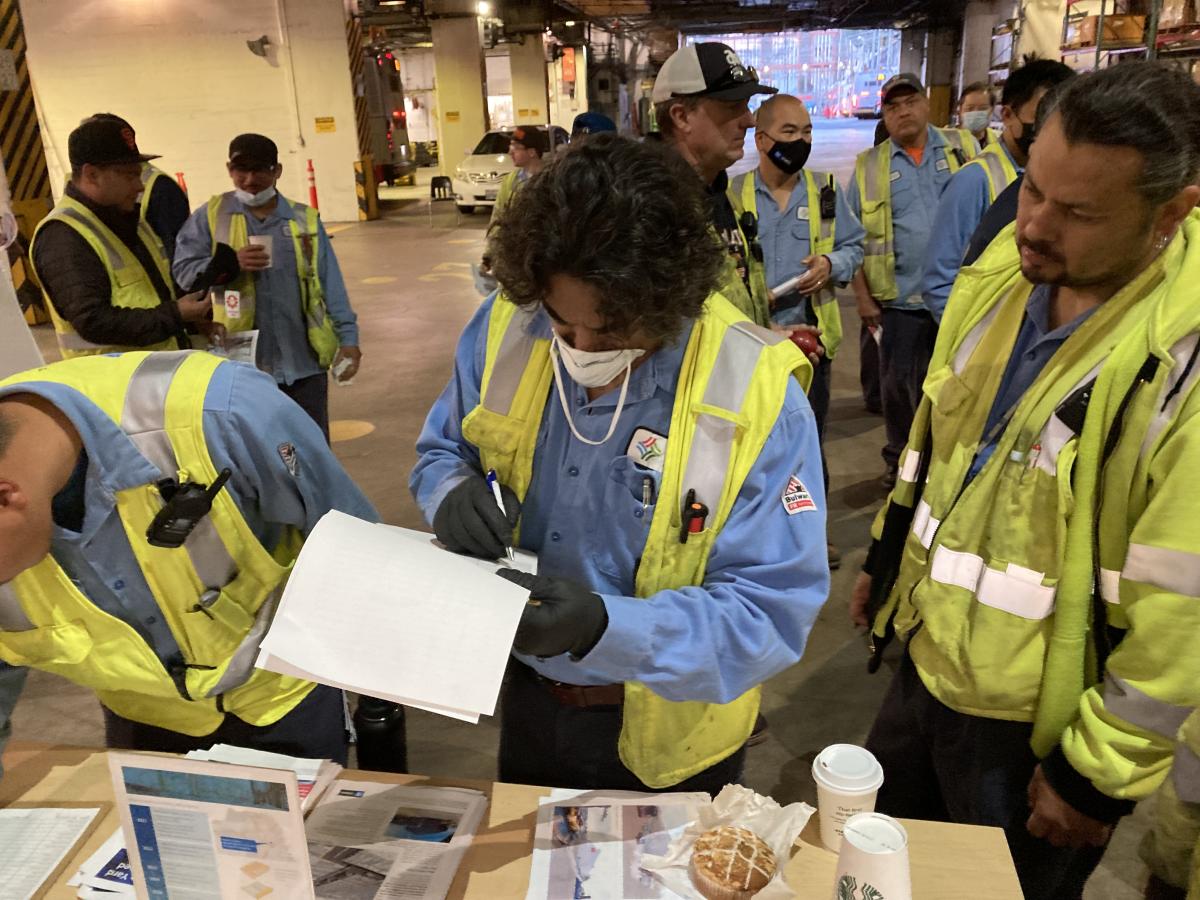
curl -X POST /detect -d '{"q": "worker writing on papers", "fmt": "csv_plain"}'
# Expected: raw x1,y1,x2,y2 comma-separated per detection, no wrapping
410,135,830,794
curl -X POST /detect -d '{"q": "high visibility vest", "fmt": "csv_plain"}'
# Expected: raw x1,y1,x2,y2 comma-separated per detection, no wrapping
29,196,179,358
138,165,173,228
713,211,771,330
873,209,1200,802
961,140,1020,205
1142,711,1200,892
460,293,810,787
205,194,339,368
0,351,316,736
731,169,845,360
491,170,522,224
854,128,977,302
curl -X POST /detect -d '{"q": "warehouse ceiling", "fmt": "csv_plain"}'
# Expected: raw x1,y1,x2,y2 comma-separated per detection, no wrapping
562,0,964,32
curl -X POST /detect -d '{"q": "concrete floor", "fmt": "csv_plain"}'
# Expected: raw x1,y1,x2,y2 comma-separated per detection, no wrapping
11,119,1147,897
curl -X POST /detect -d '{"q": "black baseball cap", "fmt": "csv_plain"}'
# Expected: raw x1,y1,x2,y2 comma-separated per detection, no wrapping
881,73,926,103
510,126,548,155
228,133,279,169
68,117,159,168
653,42,777,104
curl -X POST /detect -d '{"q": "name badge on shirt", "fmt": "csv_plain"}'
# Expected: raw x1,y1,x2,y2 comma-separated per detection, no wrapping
889,170,901,183
626,427,667,472
796,206,810,221
935,157,950,172
223,289,242,321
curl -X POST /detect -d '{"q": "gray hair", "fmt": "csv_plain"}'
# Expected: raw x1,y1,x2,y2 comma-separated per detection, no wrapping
1047,61,1200,205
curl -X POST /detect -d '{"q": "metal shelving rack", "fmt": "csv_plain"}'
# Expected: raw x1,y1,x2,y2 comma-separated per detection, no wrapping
1060,0,1157,72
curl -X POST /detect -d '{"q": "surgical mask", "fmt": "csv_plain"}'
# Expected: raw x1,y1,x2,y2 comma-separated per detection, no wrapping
1014,120,1037,158
550,335,644,446
765,136,811,176
961,110,990,134
235,186,277,207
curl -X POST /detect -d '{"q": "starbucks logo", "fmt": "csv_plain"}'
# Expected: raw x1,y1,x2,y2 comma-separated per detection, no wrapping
837,875,885,900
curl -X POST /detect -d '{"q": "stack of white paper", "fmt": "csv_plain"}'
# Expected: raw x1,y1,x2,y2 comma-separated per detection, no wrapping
185,744,342,812
0,806,101,900
256,511,535,724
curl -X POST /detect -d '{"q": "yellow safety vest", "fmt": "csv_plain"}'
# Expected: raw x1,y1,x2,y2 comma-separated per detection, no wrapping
961,139,1020,204
491,170,522,225
874,210,1200,802
1142,711,1200,893
0,351,316,735
460,294,810,787
138,165,171,228
30,196,179,358
854,127,977,302
205,193,339,368
731,169,845,360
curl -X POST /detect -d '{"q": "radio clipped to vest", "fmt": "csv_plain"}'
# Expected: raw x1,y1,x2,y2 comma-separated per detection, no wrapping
147,468,233,548
738,211,765,263
819,176,837,222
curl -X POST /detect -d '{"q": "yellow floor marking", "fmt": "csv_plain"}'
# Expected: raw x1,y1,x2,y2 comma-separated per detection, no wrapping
330,419,376,442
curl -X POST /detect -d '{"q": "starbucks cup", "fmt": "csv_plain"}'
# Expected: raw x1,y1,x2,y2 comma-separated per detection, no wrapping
812,744,885,851
831,812,912,900
248,234,273,268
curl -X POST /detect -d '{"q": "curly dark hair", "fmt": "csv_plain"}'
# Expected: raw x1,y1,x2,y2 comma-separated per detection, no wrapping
487,133,723,344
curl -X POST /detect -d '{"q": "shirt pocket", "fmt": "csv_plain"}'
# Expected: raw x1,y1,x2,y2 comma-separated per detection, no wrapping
593,456,662,585
889,175,916,217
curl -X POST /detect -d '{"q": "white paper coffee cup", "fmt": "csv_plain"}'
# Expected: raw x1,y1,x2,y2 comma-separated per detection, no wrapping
812,744,884,851
831,812,912,900
248,234,273,268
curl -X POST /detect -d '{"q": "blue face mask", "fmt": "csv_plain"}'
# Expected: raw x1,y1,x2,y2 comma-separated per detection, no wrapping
235,186,277,207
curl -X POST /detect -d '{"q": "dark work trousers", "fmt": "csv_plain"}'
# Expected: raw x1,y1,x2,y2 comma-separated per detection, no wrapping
104,683,350,765
499,660,747,795
880,307,937,469
865,654,1109,900
279,372,330,443
860,322,883,414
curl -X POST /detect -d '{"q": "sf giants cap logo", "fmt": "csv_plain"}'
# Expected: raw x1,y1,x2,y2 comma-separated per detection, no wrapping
723,48,747,80
120,126,137,151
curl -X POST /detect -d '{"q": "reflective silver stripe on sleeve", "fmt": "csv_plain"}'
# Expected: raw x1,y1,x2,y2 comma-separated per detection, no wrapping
1099,567,1122,605
1173,740,1200,804
213,193,240,245
206,587,282,697
121,352,237,591
52,208,125,270
912,499,940,549
681,321,773,517
898,448,921,484
1141,333,1200,459
482,303,540,417
978,153,1009,200
1103,673,1193,739
1123,543,1200,598
952,299,1006,377
0,584,34,631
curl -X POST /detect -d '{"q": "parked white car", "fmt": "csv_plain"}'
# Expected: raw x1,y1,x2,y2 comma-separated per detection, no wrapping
452,126,569,214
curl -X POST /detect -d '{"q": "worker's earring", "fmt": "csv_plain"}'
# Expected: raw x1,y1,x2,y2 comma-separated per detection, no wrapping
1155,233,1171,252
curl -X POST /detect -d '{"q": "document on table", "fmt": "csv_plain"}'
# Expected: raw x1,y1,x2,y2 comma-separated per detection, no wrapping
255,510,536,724
306,779,488,900
185,744,343,813
108,751,314,900
66,828,134,896
0,806,101,899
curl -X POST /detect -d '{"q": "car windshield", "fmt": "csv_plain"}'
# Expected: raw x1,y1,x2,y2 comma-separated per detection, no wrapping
472,132,512,155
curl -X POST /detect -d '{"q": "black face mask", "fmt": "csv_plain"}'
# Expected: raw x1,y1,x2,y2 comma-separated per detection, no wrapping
1014,120,1037,158
765,136,812,175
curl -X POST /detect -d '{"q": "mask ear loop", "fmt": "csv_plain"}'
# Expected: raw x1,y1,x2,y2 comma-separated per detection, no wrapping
550,341,632,447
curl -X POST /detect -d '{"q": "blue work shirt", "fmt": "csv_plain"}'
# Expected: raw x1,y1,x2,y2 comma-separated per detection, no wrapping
0,360,377,684
173,195,359,386
921,141,1021,321
753,170,864,326
967,284,1098,482
410,295,830,704
847,126,970,310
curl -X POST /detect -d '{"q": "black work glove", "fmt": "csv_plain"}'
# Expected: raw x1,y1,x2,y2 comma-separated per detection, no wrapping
432,476,520,559
497,569,609,659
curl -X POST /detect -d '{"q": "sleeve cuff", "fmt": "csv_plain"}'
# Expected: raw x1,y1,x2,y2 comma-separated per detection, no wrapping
573,593,654,681
1041,745,1136,824
337,325,360,346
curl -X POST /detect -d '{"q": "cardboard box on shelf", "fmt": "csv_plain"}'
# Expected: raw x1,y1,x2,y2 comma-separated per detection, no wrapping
1071,14,1147,49
1160,0,1199,30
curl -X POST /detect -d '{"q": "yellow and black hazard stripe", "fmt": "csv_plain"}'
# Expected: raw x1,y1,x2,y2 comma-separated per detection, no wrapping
0,0,50,204
345,15,371,159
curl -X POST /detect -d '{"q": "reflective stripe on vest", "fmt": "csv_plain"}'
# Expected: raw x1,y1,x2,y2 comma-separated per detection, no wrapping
965,142,1020,204
732,170,843,358
0,584,33,631
1103,673,1194,740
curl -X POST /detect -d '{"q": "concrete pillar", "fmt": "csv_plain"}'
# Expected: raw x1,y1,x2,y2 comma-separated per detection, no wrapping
926,26,958,127
510,35,548,125
960,0,1008,87
431,15,489,176
1015,0,1069,63
900,28,928,81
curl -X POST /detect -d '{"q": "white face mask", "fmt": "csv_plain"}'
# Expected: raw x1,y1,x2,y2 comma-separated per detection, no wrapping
550,335,644,446
235,186,277,207
961,110,990,134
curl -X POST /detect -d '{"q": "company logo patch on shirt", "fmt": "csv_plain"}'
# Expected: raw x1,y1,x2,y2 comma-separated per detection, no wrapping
781,474,817,514
889,169,901,183
626,427,667,472
277,442,300,477
935,157,950,172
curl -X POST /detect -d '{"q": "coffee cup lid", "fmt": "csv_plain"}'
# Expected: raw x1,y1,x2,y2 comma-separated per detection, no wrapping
842,812,908,854
812,744,884,792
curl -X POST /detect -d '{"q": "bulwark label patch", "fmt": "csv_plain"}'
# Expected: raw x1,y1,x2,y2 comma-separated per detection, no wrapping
278,442,300,477
781,474,816,514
